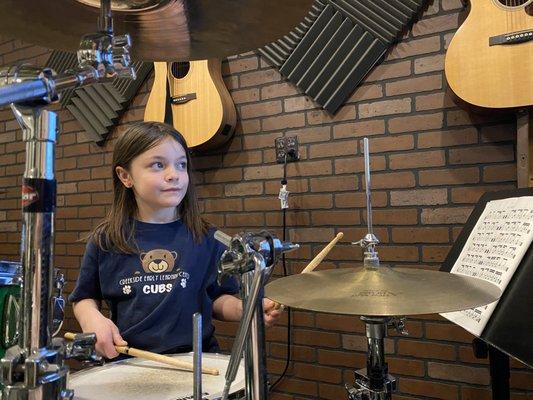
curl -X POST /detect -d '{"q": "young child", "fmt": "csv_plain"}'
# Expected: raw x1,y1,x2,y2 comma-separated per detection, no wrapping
69,121,282,359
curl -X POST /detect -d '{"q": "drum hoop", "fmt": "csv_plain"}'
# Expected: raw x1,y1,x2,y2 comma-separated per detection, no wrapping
69,352,245,400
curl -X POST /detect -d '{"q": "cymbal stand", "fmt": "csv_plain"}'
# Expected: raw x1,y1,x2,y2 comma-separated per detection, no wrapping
346,138,408,400
0,1,134,399
214,231,299,400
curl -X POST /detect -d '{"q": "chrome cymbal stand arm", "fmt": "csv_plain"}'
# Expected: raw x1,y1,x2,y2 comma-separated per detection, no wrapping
353,138,379,268
215,231,299,400
0,2,133,399
364,137,374,238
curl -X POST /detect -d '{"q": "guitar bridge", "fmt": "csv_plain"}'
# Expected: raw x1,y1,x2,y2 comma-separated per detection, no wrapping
489,29,533,46
171,93,197,104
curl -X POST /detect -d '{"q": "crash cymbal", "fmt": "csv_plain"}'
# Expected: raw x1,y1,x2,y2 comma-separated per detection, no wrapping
265,267,501,316
0,0,314,61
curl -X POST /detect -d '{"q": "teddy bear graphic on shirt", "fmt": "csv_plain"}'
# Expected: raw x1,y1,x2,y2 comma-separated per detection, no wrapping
118,249,191,296
139,249,179,273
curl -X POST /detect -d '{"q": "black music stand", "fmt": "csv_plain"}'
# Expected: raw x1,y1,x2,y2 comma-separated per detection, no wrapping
440,188,533,400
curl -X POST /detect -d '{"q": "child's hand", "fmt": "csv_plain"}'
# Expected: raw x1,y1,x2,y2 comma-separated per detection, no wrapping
83,313,128,359
263,298,284,328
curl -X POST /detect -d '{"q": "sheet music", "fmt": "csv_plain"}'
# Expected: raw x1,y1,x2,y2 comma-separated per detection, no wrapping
441,196,533,336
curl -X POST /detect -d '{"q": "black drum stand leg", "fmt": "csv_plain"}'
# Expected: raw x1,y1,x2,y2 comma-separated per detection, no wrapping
473,339,510,400
489,345,510,400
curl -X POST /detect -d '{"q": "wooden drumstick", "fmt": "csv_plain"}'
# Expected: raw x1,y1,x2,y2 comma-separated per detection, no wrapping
64,332,219,376
301,232,344,273
272,232,344,310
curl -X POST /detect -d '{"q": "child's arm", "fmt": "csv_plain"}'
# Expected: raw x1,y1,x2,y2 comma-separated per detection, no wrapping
73,299,128,359
212,294,242,322
212,295,283,327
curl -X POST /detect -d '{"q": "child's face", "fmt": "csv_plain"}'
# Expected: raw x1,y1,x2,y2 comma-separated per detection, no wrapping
117,136,189,218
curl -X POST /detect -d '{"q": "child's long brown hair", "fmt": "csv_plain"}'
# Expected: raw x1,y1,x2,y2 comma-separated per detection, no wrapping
89,122,210,253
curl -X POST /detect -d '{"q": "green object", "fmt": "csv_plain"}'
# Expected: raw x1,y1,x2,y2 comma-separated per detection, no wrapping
0,261,21,360
0,284,20,358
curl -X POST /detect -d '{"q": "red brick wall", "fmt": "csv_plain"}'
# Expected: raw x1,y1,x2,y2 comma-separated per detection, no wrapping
1,0,532,398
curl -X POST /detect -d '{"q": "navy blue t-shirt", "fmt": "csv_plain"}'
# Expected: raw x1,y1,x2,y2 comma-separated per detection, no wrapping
69,220,238,354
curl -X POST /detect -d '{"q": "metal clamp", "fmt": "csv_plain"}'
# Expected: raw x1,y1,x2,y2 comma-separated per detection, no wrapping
215,230,298,400
217,230,299,284
63,333,102,365
76,0,135,81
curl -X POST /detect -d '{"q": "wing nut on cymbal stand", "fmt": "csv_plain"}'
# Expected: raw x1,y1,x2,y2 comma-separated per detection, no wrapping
352,233,380,269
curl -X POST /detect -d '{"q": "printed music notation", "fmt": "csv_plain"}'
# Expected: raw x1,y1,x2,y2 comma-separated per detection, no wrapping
441,196,533,336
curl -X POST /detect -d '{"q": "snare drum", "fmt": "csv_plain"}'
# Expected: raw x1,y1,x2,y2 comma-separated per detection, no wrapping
68,353,245,400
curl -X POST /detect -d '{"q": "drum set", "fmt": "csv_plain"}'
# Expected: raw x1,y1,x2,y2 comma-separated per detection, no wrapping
63,139,500,400
0,1,502,399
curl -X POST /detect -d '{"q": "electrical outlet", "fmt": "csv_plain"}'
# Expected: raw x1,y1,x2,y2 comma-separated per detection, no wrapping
275,136,299,164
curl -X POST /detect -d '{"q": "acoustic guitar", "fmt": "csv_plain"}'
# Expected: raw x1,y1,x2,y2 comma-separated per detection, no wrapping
144,60,236,150
445,0,533,108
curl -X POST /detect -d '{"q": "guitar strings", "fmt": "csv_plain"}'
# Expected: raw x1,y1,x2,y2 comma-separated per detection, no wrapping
512,0,515,32
506,0,512,39
511,0,520,32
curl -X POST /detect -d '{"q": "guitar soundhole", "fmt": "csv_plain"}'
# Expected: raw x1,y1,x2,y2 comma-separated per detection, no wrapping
496,0,531,7
171,62,190,79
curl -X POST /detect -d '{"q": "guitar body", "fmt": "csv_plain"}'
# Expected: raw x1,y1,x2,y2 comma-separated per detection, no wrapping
168,60,237,150
445,0,533,108
144,62,168,123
